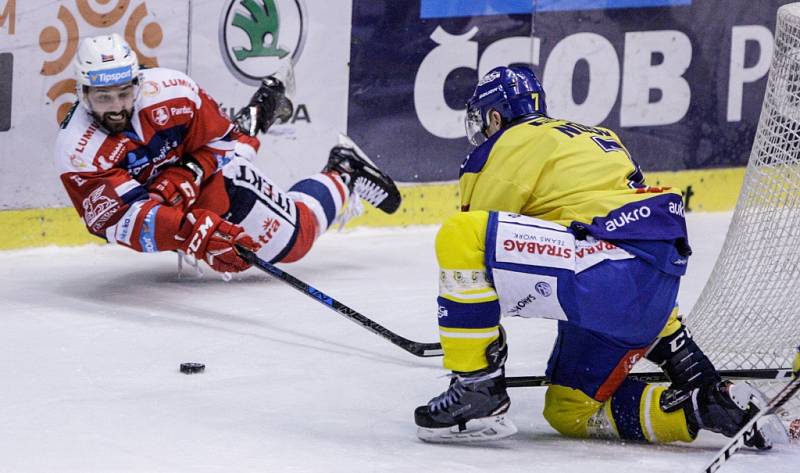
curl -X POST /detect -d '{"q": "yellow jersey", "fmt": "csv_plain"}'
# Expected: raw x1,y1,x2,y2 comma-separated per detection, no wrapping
460,116,691,275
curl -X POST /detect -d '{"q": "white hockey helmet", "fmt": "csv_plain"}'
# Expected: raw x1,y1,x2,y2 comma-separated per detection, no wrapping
73,33,139,111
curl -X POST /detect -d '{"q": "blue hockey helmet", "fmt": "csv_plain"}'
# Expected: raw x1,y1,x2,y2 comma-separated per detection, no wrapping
465,66,547,146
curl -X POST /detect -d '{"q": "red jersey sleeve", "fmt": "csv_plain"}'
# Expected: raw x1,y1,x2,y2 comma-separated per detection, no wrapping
182,88,237,180
59,168,187,253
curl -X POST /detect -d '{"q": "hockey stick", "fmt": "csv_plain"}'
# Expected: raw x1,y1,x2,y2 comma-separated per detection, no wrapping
506,368,796,388
236,246,444,358
701,371,800,472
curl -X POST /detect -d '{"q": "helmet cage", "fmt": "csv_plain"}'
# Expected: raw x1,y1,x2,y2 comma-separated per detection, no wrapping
465,105,488,146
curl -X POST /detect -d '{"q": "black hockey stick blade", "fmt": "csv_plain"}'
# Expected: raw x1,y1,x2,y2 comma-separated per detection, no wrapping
701,371,800,472
237,245,443,358
506,368,796,388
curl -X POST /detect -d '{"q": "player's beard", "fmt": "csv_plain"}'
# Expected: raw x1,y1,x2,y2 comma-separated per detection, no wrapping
97,109,133,134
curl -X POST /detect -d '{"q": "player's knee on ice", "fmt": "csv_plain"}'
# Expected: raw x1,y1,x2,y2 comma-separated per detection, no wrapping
543,385,606,438
543,382,694,443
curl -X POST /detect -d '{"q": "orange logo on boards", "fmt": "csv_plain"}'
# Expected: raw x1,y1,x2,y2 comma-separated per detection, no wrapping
39,1,165,124
0,0,15,35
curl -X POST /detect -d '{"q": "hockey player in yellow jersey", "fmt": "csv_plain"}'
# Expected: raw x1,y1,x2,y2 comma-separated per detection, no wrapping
414,66,787,448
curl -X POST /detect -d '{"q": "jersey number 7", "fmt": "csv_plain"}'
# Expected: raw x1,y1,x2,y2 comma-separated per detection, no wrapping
591,135,645,188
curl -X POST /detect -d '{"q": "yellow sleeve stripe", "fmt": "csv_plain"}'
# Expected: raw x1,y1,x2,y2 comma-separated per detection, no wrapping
439,290,498,304
439,287,496,298
439,327,499,339
641,384,659,443
459,287,495,295
440,326,499,334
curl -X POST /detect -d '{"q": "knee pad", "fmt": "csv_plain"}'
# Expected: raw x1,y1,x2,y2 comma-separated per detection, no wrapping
435,211,490,269
543,385,607,438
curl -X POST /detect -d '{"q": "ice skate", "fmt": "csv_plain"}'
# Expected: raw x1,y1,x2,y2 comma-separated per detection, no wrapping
324,134,402,214
679,380,788,449
415,369,517,443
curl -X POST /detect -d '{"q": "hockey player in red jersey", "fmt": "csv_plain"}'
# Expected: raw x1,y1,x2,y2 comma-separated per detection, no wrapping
55,34,401,275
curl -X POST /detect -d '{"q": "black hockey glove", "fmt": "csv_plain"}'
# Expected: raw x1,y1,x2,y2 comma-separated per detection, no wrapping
233,76,294,136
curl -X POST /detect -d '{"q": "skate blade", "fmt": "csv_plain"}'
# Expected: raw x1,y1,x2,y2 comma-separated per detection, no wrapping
417,414,518,443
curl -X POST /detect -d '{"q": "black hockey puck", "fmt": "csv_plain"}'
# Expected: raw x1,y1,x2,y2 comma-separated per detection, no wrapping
179,362,205,374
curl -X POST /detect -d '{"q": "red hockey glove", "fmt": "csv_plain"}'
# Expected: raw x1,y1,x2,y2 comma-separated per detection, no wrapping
148,163,202,212
179,210,261,273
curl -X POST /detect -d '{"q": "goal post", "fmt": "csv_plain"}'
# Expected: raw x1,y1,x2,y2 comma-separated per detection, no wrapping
688,2,800,415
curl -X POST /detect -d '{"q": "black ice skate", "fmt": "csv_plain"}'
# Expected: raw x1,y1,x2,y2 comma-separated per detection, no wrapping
324,135,402,214
233,76,294,136
676,380,787,449
414,368,517,443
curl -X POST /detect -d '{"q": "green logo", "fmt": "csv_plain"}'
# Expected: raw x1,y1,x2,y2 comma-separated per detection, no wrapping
220,0,305,86
231,0,288,61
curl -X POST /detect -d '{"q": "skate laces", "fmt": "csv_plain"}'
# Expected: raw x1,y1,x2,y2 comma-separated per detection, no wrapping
428,370,502,413
429,375,467,413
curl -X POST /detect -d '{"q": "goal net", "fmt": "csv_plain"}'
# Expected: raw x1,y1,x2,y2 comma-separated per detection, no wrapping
688,2,800,418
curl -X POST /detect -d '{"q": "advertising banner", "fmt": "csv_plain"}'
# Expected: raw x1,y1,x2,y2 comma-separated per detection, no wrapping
188,0,352,190
0,0,794,248
0,0,352,211
0,0,189,210
347,0,793,183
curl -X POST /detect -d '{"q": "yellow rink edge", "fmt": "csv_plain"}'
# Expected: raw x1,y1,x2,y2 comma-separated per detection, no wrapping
0,167,745,250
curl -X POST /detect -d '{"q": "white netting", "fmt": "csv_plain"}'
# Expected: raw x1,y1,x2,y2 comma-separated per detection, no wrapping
688,3,800,417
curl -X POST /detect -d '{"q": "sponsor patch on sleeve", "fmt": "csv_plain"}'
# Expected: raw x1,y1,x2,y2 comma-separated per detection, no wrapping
139,205,160,253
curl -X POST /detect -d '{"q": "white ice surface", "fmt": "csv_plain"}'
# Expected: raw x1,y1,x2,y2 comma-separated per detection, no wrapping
0,212,797,472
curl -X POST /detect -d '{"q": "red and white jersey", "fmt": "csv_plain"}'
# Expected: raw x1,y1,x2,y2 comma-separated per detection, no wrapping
54,67,259,253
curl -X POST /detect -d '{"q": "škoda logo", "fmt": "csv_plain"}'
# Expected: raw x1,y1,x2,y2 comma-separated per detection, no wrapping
39,1,165,124
219,0,306,86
